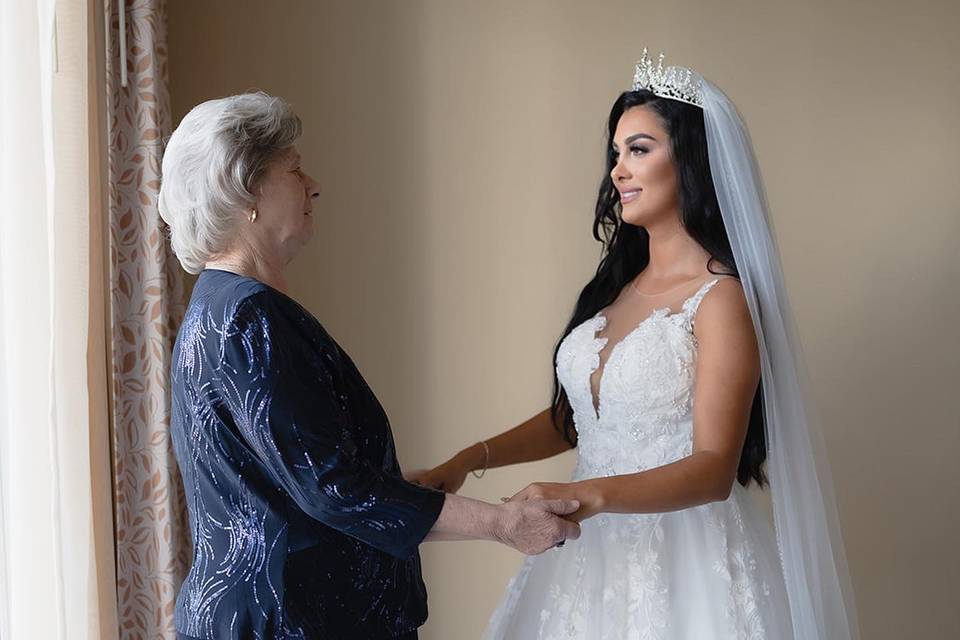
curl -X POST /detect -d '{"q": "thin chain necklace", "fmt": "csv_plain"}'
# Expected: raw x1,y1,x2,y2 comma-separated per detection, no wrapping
630,274,708,297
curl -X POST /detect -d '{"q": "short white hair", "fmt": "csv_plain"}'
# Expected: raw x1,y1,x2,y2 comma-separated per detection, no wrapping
158,92,302,274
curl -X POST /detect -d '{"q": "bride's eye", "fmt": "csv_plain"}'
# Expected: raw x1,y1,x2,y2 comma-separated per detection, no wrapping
630,145,648,156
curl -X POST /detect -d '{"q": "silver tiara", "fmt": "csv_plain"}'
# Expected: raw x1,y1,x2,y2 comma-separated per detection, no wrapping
631,48,703,108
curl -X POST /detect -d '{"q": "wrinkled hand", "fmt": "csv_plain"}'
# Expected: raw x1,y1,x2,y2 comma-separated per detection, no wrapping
494,499,582,555
504,481,602,523
404,459,470,494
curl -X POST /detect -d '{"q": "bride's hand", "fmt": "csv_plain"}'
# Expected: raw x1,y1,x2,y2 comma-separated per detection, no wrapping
404,458,471,494
504,481,604,523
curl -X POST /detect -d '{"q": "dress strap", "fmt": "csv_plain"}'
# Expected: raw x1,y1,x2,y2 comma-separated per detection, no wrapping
681,277,722,320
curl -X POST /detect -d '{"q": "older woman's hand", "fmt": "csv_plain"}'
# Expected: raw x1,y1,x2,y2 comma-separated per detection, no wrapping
492,499,582,555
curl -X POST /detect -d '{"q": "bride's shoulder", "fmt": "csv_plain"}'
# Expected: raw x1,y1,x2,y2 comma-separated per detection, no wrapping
692,275,754,339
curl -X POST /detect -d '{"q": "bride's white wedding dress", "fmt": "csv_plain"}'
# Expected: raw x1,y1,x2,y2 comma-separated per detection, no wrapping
483,278,795,640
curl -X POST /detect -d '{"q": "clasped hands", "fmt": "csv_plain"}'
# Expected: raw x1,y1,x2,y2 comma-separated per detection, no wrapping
406,461,602,523
498,481,602,524
406,460,604,554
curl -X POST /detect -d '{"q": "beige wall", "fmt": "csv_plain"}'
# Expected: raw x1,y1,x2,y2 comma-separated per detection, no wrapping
168,1,960,637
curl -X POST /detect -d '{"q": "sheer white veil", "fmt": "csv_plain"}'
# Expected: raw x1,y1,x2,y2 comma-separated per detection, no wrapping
699,75,861,639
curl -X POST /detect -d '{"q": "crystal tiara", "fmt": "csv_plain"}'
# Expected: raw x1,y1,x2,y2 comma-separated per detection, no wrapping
631,48,703,108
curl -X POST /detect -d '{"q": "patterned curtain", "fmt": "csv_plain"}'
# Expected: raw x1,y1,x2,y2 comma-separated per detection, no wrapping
105,0,190,636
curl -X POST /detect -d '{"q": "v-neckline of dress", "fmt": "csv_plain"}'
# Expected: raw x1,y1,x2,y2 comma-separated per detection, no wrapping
587,277,719,421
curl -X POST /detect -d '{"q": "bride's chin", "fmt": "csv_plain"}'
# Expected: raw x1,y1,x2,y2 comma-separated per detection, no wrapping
620,207,645,226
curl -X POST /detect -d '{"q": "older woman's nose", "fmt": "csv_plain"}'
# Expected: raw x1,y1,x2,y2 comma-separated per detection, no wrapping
305,173,321,198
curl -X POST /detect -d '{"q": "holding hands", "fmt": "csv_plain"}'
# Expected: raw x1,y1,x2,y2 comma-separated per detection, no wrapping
502,481,604,524
494,498,583,554
412,441,588,555
410,415,603,554
407,451,604,535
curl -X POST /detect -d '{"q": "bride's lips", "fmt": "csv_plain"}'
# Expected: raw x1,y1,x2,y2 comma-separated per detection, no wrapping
619,188,641,204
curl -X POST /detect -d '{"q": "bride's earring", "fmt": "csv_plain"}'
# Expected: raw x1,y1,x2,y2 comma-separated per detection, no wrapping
249,208,258,223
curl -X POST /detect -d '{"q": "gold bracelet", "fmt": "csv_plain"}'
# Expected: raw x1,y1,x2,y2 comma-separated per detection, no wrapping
470,441,490,479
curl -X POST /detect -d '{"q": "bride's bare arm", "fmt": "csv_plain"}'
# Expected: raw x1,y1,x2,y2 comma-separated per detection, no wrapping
406,408,574,493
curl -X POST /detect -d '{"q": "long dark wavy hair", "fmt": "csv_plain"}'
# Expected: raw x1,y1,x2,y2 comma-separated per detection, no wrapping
550,90,768,488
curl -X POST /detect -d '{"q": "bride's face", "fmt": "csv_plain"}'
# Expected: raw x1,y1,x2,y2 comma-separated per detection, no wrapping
610,105,679,227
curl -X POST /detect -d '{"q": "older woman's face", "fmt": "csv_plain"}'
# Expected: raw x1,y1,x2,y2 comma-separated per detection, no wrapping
253,145,321,260
610,105,679,227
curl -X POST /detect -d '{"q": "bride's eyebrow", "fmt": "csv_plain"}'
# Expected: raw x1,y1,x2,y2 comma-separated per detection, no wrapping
625,133,658,144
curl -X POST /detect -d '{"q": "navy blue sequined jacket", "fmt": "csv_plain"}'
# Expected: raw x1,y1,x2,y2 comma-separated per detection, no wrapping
170,269,445,639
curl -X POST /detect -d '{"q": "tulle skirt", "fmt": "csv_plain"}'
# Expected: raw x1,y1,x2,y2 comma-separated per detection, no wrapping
482,485,794,640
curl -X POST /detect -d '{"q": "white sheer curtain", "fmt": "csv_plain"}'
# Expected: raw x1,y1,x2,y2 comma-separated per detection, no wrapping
0,0,114,637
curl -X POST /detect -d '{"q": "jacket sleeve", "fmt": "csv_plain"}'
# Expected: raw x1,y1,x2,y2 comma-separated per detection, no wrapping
214,292,445,559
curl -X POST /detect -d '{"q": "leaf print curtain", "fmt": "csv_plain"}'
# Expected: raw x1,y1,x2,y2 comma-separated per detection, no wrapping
106,1,190,636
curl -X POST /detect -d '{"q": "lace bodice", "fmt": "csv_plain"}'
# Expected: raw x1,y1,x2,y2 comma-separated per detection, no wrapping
556,278,721,480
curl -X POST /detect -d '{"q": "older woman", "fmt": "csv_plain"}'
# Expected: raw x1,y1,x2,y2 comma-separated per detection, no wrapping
158,92,580,640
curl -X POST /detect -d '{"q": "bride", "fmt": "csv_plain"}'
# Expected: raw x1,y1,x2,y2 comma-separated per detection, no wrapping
409,50,860,639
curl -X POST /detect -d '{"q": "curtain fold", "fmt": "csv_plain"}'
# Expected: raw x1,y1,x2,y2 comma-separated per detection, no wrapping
88,0,121,636
105,0,190,637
